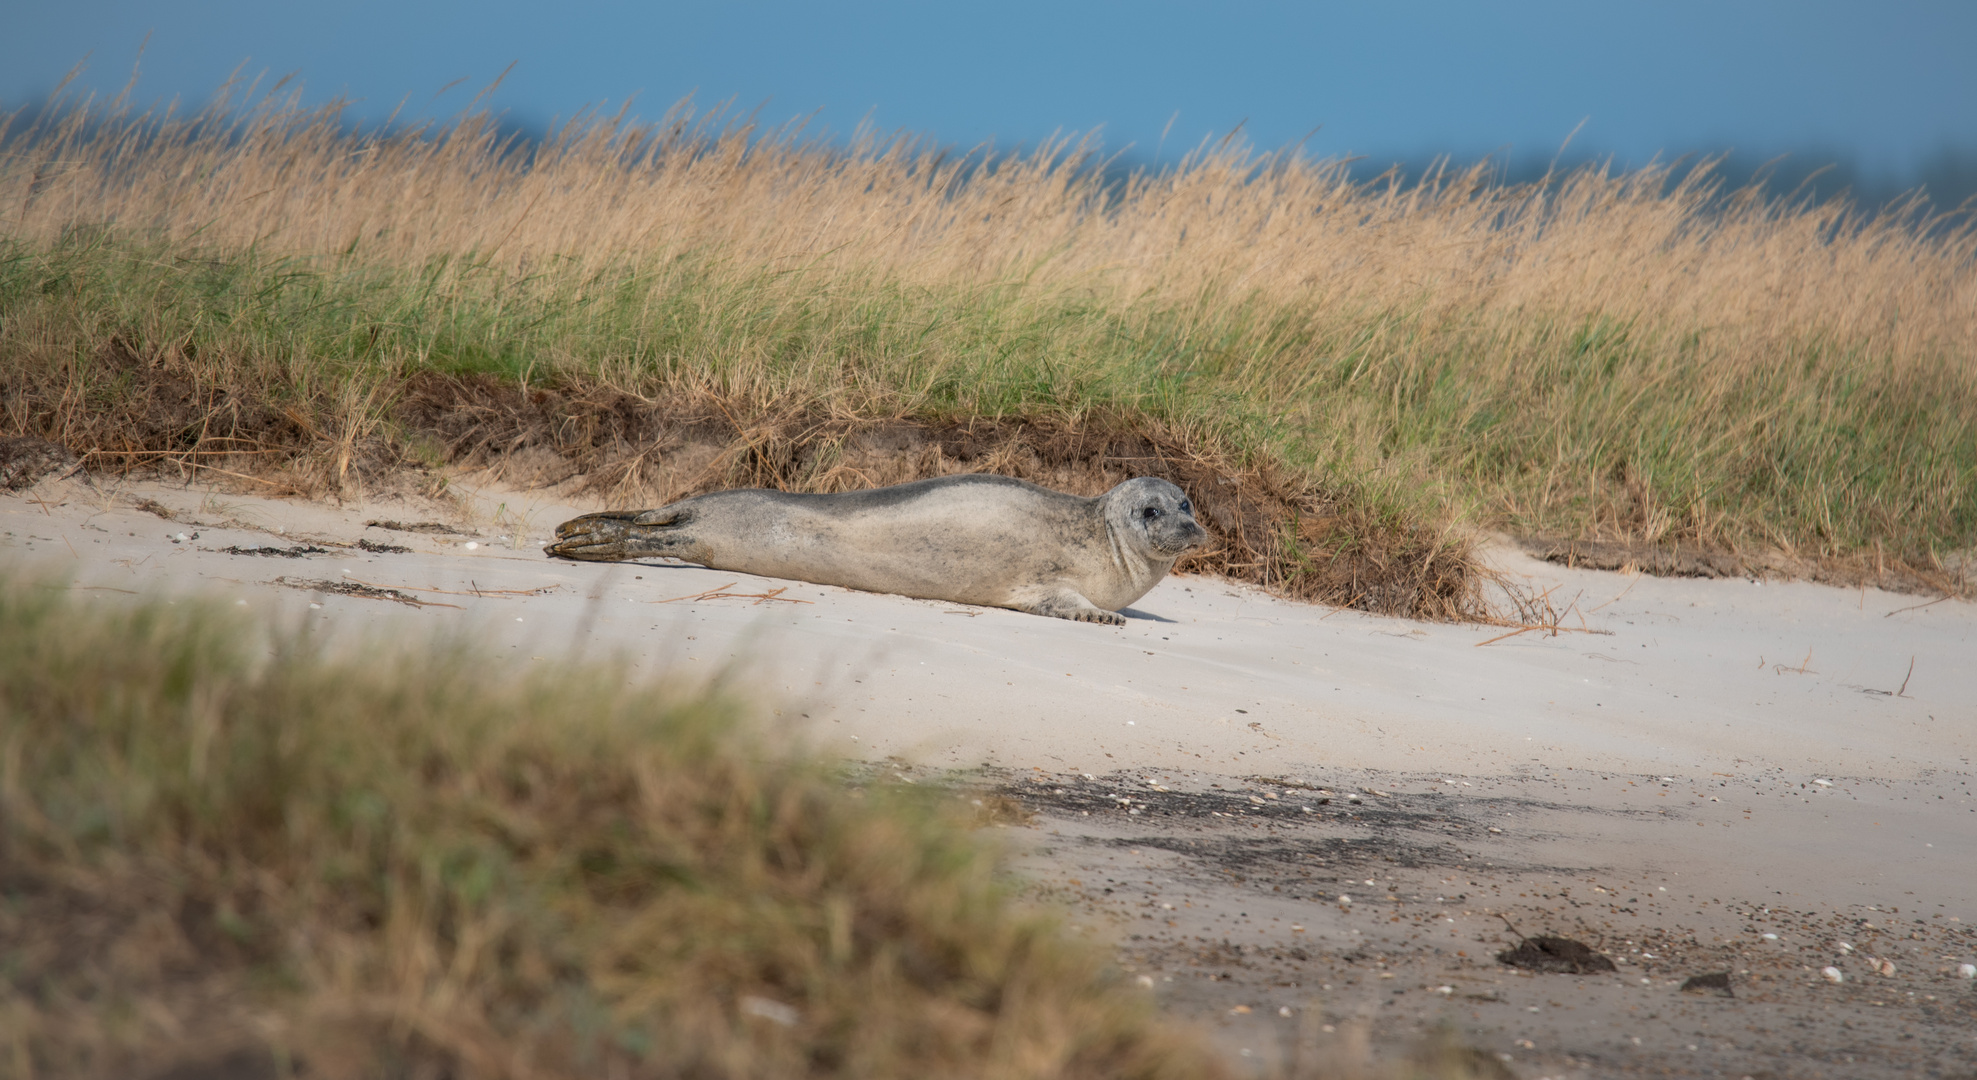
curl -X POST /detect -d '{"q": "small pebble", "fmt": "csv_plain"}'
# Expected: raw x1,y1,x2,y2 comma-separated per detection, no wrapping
465,541,478,550
1957,964,1976,979
1813,779,1833,787
738,996,798,1027
1822,967,1845,983
1338,895,1352,905
1762,933,1779,940
1136,975,1155,989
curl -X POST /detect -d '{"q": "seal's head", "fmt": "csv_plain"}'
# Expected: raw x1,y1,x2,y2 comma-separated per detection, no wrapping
1104,477,1209,559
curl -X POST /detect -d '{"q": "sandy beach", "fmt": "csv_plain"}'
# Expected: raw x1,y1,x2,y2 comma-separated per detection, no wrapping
7,475,1973,1078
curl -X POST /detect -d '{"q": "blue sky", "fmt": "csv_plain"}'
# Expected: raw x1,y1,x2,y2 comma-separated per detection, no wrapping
6,1,1975,176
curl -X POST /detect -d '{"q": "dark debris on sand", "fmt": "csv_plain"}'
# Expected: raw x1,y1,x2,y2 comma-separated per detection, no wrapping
1495,934,1617,974
365,519,469,535
219,544,332,558
270,576,429,607
1679,971,1736,997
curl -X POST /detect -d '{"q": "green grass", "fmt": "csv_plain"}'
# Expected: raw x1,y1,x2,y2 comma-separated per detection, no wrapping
5,229,1973,564
0,576,1223,1079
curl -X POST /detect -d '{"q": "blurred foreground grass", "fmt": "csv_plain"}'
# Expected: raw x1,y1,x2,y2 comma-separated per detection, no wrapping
0,576,1225,1080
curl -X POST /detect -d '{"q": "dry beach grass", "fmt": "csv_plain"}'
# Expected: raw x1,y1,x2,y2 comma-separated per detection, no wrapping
3,77,1974,606
0,569,1550,1080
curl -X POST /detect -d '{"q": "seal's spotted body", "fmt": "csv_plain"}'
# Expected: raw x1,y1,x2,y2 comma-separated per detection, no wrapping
546,474,1207,624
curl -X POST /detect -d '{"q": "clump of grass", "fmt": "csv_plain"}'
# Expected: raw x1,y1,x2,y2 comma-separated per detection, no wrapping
0,576,1223,1079
3,78,1973,583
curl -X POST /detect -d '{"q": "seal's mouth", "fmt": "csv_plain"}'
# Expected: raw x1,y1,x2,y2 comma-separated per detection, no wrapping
1149,520,1210,557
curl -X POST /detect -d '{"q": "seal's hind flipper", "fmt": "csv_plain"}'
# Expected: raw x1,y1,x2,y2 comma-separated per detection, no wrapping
545,507,696,562
1022,589,1126,626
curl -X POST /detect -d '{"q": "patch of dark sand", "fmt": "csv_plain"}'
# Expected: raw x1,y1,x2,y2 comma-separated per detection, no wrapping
999,771,1639,877
985,768,1977,1079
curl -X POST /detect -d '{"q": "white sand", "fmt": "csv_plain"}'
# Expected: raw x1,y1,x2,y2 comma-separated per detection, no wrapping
15,476,1964,780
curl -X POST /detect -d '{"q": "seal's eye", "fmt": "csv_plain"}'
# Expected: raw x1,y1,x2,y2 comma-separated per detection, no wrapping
1179,500,1192,515
1141,506,1160,520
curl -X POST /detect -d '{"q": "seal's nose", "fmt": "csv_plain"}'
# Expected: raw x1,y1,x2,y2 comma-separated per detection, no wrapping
1164,516,1208,554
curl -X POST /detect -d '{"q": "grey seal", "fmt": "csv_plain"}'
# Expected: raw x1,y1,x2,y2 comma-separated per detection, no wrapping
546,474,1207,625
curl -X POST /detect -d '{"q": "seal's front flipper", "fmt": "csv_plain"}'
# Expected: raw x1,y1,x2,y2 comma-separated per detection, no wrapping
545,508,693,561
1022,590,1127,626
